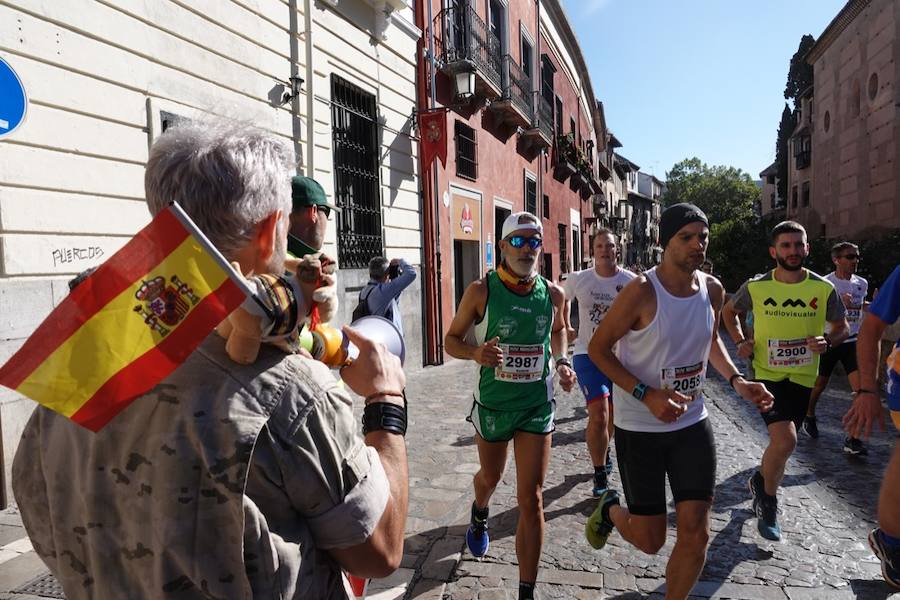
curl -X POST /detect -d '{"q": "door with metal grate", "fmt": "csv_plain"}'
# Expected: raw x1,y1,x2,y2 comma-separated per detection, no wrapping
331,75,383,268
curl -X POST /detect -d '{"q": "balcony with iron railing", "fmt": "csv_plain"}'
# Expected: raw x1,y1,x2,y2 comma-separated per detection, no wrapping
521,93,553,152
489,55,533,129
433,5,502,99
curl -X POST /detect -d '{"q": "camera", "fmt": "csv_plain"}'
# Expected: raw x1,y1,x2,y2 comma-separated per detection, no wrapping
388,263,402,280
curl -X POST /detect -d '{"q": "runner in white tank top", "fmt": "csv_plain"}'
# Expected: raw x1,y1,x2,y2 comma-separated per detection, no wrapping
583,204,774,600
612,266,713,432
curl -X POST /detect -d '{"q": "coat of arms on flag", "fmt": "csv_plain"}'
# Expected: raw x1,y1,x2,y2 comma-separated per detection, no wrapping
0,203,253,432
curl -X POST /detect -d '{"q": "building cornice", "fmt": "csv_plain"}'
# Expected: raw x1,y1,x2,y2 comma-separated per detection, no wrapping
805,0,871,64
541,0,598,133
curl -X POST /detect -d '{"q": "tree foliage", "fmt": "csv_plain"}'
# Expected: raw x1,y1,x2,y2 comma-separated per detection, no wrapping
662,158,759,224
784,34,816,104
774,104,795,200
662,158,768,290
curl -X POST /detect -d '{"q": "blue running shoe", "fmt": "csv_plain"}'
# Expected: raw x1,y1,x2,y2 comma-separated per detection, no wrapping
585,489,618,550
869,528,900,589
466,503,489,558
748,471,781,541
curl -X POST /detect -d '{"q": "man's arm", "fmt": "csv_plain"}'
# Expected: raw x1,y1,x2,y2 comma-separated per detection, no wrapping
587,278,691,423
814,288,849,351
843,313,889,439
722,281,754,358
328,327,408,577
706,279,773,413
444,279,502,366
549,282,575,392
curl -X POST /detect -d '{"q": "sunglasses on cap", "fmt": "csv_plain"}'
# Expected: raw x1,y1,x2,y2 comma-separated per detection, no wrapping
507,235,542,250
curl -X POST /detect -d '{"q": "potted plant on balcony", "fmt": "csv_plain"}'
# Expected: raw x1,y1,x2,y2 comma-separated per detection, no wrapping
553,133,577,182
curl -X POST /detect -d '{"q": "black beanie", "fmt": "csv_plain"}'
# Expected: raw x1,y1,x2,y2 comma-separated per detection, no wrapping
659,203,709,249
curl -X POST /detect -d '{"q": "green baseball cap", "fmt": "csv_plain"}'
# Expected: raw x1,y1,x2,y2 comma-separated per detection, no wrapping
291,175,337,212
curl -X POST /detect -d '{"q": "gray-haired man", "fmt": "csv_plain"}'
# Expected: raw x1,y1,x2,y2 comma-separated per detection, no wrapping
13,120,409,599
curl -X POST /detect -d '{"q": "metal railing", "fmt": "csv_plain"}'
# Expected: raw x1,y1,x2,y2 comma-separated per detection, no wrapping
434,5,502,91
501,55,532,120
533,93,553,139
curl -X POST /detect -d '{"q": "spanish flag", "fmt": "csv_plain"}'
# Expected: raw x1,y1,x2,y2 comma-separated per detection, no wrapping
0,203,250,431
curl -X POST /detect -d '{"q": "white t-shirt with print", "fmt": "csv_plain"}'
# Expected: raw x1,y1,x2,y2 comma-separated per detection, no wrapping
564,267,637,356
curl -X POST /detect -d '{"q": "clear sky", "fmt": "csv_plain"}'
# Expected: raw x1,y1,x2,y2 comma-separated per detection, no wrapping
559,0,847,180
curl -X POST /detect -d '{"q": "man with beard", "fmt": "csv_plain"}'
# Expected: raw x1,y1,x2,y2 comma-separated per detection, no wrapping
585,204,773,600
802,242,869,455
723,220,848,541
444,211,575,600
12,120,409,599
563,228,636,496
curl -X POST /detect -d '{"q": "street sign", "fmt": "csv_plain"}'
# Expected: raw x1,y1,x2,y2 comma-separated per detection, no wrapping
0,57,28,139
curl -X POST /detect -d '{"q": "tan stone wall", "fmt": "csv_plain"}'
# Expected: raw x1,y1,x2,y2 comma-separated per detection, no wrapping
806,0,900,238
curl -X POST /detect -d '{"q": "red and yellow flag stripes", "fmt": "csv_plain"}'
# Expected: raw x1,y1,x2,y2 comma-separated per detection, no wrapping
0,204,248,431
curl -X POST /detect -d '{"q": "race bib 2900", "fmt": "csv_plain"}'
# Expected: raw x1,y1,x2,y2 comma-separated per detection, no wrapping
767,338,812,368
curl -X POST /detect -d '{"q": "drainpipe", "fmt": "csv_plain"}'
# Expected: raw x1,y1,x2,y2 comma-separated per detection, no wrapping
303,0,315,176
417,0,444,365
535,0,544,236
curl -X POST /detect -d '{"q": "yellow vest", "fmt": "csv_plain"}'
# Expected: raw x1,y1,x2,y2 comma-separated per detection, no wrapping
748,269,836,387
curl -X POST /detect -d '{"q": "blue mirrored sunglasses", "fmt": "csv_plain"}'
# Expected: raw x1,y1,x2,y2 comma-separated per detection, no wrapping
508,235,542,250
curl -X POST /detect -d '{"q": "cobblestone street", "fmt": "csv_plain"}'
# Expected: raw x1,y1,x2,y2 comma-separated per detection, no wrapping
0,350,897,599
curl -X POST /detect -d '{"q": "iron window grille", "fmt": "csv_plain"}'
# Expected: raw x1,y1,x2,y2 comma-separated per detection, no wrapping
455,121,478,180
331,74,383,268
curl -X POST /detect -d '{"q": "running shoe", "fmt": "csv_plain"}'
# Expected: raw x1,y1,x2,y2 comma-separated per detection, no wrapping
605,450,614,475
843,437,868,456
800,416,819,439
585,489,618,550
868,528,900,589
466,503,489,558
748,471,781,541
592,470,609,497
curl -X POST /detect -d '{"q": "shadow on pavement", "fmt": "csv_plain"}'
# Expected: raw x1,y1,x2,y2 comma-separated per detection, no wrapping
848,577,900,599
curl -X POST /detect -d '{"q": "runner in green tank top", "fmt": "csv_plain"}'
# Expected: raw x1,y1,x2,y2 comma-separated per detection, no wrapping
445,212,575,600
724,221,848,542
472,270,553,410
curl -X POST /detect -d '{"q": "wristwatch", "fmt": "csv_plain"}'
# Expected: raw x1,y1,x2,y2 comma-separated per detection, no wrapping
632,382,648,402
555,356,572,369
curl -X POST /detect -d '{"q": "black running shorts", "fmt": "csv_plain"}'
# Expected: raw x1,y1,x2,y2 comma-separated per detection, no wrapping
758,378,812,430
818,341,858,378
614,419,716,516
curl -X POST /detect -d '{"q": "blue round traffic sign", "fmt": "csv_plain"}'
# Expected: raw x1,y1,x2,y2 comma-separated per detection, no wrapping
0,57,28,139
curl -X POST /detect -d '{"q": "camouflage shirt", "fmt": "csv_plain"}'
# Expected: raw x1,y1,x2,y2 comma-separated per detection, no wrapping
12,335,389,599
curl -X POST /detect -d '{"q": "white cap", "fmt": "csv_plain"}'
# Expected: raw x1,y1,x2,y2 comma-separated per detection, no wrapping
501,211,543,240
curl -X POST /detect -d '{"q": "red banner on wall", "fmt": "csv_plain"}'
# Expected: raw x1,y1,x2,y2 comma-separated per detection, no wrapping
419,109,447,170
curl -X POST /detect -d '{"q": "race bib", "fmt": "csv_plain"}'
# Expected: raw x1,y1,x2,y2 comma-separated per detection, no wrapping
846,308,861,324
767,338,812,368
660,361,705,401
495,344,545,383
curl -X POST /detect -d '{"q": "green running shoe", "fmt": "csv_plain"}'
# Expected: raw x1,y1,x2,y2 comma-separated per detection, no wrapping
586,489,618,550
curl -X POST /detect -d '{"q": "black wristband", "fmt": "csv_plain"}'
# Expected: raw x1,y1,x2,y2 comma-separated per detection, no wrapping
728,373,744,389
362,400,408,436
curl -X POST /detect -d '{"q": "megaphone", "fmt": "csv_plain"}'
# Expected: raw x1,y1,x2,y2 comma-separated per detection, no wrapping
298,316,406,368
